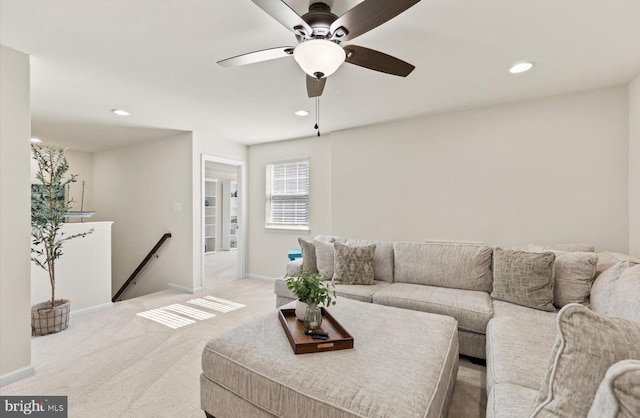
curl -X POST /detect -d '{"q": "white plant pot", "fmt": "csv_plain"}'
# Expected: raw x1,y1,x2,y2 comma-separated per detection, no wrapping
295,300,308,322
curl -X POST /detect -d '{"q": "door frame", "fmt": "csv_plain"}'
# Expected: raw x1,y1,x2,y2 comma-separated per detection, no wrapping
200,154,245,287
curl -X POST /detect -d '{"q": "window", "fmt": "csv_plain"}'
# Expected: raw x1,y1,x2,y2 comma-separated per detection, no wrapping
265,159,309,230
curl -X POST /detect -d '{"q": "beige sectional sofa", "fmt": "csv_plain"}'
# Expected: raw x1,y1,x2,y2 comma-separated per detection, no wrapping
274,235,640,417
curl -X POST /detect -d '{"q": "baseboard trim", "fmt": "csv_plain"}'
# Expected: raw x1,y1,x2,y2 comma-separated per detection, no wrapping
70,302,113,318
0,365,35,387
166,283,203,294
244,274,277,281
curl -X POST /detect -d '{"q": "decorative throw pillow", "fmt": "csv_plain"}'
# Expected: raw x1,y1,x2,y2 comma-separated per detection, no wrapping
315,238,336,280
333,242,376,285
530,304,640,418
587,359,640,418
297,238,317,273
590,261,639,317
606,264,640,322
491,248,556,312
529,246,598,308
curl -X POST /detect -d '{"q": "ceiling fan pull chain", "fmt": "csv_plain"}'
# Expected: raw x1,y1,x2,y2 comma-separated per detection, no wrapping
315,96,320,137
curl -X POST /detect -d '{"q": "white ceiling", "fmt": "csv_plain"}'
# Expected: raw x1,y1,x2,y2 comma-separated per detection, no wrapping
1,0,640,151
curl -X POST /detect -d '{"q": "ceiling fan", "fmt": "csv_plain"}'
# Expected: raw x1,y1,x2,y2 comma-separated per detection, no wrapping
218,0,421,98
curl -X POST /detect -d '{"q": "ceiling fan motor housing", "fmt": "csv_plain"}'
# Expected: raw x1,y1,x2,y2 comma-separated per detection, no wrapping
298,2,339,40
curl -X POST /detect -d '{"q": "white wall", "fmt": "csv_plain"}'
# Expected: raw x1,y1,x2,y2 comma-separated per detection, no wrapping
0,45,33,383
331,87,629,251
248,135,332,278
192,133,247,286
31,222,113,314
246,87,629,278
92,133,194,299
629,74,640,257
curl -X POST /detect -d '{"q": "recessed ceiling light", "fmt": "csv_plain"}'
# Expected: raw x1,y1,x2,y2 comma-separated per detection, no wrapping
294,110,309,117
509,62,534,74
30,138,42,143
111,109,131,116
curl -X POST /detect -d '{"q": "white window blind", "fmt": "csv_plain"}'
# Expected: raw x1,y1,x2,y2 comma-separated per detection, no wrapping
266,159,309,228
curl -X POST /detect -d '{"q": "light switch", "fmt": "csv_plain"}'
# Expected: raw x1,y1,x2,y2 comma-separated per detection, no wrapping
173,202,182,212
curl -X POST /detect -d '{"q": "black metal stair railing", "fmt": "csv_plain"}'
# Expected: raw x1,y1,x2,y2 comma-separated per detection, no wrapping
112,233,172,302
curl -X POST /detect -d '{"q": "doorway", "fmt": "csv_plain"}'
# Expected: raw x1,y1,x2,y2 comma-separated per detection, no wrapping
201,155,243,288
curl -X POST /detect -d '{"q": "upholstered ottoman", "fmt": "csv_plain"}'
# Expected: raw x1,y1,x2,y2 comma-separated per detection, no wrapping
200,298,459,418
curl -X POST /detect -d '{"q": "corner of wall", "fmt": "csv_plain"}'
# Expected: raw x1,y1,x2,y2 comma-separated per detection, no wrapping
0,45,32,379
628,74,640,257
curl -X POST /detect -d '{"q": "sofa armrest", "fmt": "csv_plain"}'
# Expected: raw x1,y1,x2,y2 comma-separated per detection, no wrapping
286,259,303,277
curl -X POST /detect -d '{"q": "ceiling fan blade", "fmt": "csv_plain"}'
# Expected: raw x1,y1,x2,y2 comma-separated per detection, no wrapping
217,46,294,67
251,0,313,37
344,45,415,77
306,76,326,98
330,0,421,42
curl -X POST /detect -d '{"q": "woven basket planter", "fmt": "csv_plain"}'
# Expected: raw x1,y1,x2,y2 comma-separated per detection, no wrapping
31,299,71,336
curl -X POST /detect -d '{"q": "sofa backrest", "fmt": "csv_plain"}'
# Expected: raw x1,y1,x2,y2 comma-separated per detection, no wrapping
344,238,394,282
315,235,346,244
393,242,493,292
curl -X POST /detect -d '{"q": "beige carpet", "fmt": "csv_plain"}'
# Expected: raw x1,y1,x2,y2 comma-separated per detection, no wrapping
1,278,485,418
204,251,239,284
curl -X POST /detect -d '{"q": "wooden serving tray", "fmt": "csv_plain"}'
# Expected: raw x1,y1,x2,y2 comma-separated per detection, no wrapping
278,308,354,354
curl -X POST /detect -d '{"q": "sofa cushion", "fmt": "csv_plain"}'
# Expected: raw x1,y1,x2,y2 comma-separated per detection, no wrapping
298,238,317,273
334,280,392,303
591,261,639,319
486,315,556,394
491,248,556,312
530,304,640,418
486,384,539,418
587,360,640,418
373,283,493,334
345,238,394,282
315,238,336,280
491,299,557,322
275,277,392,304
333,242,376,285
393,242,493,292
529,247,598,308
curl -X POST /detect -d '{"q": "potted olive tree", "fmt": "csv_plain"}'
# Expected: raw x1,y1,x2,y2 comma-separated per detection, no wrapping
30,144,93,336
286,271,336,330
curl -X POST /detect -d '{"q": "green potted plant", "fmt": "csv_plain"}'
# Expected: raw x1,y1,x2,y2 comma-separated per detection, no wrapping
30,144,93,336
286,271,336,329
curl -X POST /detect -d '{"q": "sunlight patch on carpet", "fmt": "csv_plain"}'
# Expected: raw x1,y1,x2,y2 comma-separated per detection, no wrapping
187,296,245,313
136,308,197,329
136,297,244,328
163,303,216,320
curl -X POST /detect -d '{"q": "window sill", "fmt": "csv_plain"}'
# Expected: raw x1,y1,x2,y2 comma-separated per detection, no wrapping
265,225,310,233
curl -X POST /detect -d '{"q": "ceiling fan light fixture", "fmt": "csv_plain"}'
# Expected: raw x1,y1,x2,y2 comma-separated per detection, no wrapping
293,39,346,79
